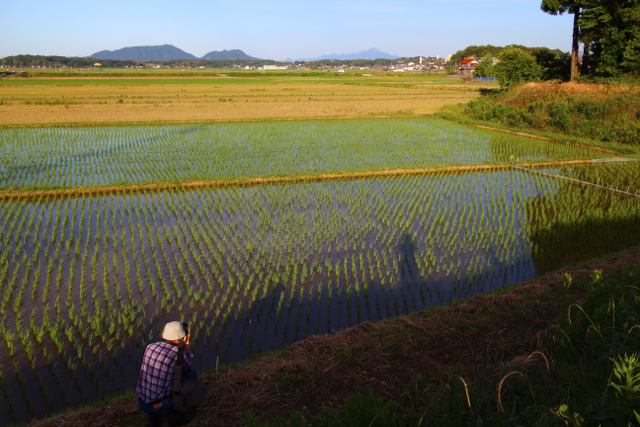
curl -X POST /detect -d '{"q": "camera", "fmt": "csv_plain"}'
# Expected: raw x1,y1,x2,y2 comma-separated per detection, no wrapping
181,322,189,336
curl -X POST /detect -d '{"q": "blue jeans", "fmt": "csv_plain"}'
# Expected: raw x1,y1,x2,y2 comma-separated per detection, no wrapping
138,370,198,421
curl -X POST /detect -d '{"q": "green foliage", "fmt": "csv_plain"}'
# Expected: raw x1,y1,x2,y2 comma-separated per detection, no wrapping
449,45,506,65
549,267,640,425
464,90,640,145
2,54,137,69
464,97,539,127
533,48,572,81
580,1,640,77
550,404,586,426
450,44,570,78
540,0,578,15
474,56,496,77
494,47,543,88
610,353,640,403
540,0,640,78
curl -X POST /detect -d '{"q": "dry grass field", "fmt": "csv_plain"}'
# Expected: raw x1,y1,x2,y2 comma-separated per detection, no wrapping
0,71,493,126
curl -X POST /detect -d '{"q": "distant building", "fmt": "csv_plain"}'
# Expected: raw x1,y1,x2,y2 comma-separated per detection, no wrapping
457,56,478,76
263,65,289,70
93,63,102,67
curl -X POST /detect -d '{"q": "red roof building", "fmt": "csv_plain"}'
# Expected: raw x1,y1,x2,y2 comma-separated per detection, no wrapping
457,56,478,76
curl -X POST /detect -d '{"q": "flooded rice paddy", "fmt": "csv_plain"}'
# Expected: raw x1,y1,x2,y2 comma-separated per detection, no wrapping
1,169,639,424
0,119,595,189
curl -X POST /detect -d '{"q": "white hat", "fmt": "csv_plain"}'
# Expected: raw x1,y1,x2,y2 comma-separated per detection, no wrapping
162,321,187,340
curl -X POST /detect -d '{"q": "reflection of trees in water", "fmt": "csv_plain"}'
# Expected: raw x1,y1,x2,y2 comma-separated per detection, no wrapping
525,181,640,274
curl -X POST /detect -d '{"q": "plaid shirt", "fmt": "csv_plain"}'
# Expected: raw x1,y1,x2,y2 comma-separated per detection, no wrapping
136,341,194,404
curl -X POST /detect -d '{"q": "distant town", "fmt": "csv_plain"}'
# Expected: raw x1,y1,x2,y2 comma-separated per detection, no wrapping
0,54,455,73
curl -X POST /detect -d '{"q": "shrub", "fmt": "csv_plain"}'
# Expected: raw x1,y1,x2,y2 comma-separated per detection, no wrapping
494,47,543,88
544,102,571,131
474,56,496,78
464,98,538,127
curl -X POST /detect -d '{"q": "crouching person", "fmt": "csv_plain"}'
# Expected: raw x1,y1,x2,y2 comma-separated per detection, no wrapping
137,321,197,427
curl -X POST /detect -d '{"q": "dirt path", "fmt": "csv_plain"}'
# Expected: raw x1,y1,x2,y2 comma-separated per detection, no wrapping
23,246,640,427
0,160,600,201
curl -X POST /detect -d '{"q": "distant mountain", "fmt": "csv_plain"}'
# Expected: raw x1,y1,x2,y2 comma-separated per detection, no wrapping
201,49,259,60
90,45,260,62
90,44,198,61
289,48,399,62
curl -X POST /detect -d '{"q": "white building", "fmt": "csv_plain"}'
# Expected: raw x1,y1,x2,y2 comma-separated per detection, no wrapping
263,65,289,70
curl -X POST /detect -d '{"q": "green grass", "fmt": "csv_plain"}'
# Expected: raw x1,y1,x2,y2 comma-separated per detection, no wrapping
434,109,639,156
451,85,640,153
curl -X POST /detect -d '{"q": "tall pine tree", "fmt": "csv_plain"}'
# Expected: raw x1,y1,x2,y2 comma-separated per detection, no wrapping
542,0,640,77
540,0,583,79
580,0,640,76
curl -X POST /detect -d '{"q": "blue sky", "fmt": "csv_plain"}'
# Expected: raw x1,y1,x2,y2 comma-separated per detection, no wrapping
3,0,574,60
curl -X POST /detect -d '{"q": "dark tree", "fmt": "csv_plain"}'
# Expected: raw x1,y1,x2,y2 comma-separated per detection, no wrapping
579,0,640,76
540,0,583,79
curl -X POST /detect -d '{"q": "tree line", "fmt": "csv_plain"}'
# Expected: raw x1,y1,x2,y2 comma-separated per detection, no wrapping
1,55,442,70
449,45,572,83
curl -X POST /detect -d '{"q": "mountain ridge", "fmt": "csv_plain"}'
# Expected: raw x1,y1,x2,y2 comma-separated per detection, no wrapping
90,44,259,61
201,49,260,60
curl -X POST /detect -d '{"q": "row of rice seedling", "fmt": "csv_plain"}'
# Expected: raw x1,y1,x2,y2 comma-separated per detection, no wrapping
0,119,597,189
0,168,639,424
542,160,640,194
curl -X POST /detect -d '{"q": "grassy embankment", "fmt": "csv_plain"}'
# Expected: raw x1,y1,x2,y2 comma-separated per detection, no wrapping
435,82,640,157
21,247,640,427
0,70,491,127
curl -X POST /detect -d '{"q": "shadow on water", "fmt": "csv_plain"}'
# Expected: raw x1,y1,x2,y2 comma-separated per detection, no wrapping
398,232,419,289
526,182,640,274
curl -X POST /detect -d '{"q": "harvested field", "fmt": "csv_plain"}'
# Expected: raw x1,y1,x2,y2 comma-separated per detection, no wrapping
0,74,486,127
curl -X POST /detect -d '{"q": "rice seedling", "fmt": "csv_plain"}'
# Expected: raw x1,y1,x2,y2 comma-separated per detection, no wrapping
0,118,638,424
0,119,599,191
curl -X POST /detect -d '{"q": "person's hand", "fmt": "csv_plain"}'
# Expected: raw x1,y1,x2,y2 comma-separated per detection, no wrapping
185,329,191,346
